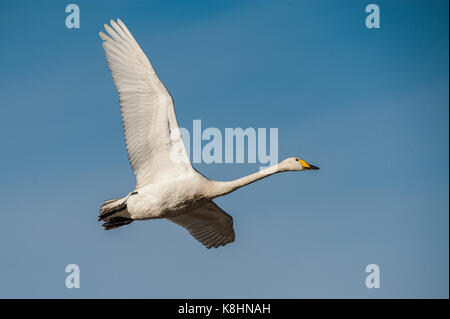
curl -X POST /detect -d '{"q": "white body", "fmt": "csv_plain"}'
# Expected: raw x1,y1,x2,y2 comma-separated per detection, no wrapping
127,172,210,219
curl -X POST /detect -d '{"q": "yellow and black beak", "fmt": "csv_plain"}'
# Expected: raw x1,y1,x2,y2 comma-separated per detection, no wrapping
299,159,320,170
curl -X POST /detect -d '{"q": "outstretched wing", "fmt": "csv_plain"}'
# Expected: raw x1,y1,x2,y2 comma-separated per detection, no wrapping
167,201,235,249
99,19,191,188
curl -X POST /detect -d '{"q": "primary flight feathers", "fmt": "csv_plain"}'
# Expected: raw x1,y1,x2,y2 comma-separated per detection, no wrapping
100,19,191,188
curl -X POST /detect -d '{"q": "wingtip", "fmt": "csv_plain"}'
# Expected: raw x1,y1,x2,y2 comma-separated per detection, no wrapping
99,31,109,41
104,23,113,32
110,19,119,28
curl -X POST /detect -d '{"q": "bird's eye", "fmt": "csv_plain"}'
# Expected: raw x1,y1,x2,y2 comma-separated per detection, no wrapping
296,159,299,161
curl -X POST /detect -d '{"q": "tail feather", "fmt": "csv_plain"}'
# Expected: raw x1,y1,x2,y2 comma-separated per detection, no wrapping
103,198,121,205
99,201,127,221
99,197,133,230
102,216,133,230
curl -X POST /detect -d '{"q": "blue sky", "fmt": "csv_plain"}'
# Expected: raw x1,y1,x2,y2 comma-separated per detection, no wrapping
0,0,448,298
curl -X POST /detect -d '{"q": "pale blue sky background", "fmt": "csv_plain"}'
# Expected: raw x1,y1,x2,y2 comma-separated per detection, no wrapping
0,0,448,298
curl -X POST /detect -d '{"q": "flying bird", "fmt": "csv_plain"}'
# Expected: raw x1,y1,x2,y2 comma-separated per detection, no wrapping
98,19,319,249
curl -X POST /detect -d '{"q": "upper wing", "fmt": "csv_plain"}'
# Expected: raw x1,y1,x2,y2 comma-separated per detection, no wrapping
167,201,235,249
99,19,191,188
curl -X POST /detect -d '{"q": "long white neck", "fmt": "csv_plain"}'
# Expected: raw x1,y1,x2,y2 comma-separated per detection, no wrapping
208,163,285,198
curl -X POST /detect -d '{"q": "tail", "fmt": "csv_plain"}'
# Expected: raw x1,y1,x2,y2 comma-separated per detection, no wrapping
99,197,133,230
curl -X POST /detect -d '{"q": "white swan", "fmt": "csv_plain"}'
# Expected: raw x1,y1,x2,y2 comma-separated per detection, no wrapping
98,19,319,249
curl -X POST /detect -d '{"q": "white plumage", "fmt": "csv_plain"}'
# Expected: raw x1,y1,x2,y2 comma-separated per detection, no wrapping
98,19,319,249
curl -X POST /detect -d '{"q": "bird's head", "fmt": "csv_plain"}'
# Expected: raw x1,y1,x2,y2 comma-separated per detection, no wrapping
280,157,320,171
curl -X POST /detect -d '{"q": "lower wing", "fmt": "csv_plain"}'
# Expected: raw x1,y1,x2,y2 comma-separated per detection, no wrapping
167,201,235,249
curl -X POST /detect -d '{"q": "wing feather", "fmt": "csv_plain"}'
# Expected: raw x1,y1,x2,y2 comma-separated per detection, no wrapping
100,19,191,188
167,201,235,249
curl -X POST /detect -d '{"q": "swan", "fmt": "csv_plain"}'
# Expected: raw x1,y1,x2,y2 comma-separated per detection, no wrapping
98,19,319,249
